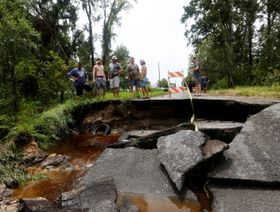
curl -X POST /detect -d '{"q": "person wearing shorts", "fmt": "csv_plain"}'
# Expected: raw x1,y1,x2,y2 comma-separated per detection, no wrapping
109,56,122,97
140,59,149,98
201,75,209,93
67,62,92,97
93,58,106,97
127,57,140,93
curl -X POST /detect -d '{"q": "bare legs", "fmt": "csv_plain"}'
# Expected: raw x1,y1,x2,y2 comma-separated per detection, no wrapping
130,85,139,93
195,84,201,94
141,87,149,98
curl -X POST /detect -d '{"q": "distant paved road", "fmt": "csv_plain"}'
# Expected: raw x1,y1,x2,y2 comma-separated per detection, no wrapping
150,92,280,105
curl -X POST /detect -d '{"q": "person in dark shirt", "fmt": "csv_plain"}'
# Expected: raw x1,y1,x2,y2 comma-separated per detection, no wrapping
190,56,202,95
67,62,92,97
127,57,140,93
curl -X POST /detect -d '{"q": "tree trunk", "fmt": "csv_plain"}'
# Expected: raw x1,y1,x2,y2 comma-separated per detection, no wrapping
11,69,18,112
84,0,95,68
60,91,64,103
248,28,253,82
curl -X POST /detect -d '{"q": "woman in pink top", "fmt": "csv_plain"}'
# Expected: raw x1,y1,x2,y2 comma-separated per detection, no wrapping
92,58,106,97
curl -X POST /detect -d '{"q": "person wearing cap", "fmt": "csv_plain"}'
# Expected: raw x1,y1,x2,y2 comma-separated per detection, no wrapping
67,62,93,97
127,57,140,93
109,56,122,97
93,58,106,97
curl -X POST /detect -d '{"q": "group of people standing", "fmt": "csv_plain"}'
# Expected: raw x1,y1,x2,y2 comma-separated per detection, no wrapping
127,57,149,98
67,56,149,98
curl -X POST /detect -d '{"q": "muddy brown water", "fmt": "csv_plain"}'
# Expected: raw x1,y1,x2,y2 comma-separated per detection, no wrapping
14,133,119,202
14,133,210,211
118,193,202,212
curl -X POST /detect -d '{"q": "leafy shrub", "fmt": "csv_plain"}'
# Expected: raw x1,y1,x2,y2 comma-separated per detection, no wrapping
264,69,280,86
0,142,27,186
210,78,228,89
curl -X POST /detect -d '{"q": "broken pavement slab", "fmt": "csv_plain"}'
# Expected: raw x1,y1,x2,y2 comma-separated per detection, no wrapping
157,130,207,190
58,178,117,212
157,130,229,191
210,186,280,212
210,103,280,184
108,122,195,149
78,148,197,201
157,130,228,190
197,120,243,143
19,197,54,212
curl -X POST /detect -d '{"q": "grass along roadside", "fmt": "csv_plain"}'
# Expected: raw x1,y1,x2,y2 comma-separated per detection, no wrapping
209,85,280,98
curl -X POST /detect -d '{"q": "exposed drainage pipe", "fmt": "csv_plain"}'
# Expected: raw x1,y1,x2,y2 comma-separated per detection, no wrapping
92,123,111,135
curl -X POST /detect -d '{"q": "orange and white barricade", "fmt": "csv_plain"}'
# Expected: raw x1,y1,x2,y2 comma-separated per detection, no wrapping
168,71,186,96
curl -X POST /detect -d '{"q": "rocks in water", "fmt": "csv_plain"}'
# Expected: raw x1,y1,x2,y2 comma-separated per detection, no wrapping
210,103,280,184
0,184,12,199
41,154,70,169
157,130,229,190
157,130,207,190
19,197,54,212
210,186,280,212
0,184,18,212
79,148,197,201
0,199,19,212
22,141,48,166
58,178,117,212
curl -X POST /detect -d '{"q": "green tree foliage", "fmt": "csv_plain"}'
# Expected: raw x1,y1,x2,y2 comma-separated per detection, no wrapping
38,51,69,104
113,45,130,90
0,0,136,115
28,0,79,61
157,78,169,88
182,0,280,88
0,0,39,112
81,0,99,67
257,0,280,84
100,0,135,70
76,33,92,72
